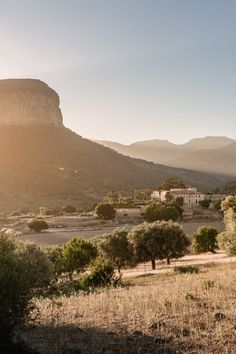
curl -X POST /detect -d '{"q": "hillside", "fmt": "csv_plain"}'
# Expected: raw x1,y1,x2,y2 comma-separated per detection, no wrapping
96,137,236,175
172,142,236,175
0,126,229,211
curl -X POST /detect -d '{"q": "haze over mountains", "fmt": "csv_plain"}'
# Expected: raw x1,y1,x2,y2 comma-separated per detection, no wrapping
95,137,236,176
0,79,232,211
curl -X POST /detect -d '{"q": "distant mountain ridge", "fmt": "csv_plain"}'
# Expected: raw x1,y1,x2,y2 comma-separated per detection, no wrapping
95,137,236,176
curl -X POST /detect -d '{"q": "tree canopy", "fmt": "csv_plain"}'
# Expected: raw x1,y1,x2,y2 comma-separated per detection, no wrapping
192,226,218,253
98,228,135,272
95,202,116,220
62,237,98,280
159,177,185,191
144,203,180,222
129,221,190,269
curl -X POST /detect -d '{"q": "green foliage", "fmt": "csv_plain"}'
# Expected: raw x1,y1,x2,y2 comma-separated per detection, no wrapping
28,219,49,232
217,197,236,256
174,265,199,274
159,177,185,191
62,237,98,280
175,197,184,207
221,195,236,212
214,199,222,210
217,231,236,256
199,199,210,209
0,234,53,339
165,192,174,203
46,246,64,279
61,204,76,213
95,202,116,220
133,189,152,201
129,221,190,269
82,259,120,288
192,226,218,253
144,203,180,222
97,228,135,272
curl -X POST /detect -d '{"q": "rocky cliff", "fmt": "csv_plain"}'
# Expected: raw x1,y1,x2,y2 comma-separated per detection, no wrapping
0,79,63,127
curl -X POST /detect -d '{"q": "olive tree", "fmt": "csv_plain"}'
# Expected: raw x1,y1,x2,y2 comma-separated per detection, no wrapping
95,202,116,220
192,226,218,253
62,237,98,280
129,221,190,269
98,228,135,272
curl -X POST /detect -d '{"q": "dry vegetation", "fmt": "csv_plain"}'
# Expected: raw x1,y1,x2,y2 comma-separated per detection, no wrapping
21,263,236,354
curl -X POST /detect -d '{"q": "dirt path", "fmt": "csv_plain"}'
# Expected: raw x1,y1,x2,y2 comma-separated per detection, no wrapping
122,251,236,278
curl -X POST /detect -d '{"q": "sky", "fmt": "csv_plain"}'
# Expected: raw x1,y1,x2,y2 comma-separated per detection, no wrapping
0,0,236,144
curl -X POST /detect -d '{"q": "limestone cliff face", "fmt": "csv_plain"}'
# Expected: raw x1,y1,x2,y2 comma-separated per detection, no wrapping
0,79,63,127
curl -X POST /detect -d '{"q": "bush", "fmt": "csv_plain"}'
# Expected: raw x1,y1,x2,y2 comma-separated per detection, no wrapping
199,199,210,209
46,246,64,280
61,204,76,213
28,219,49,232
62,237,98,280
0,234,53,341
217,231,236,256
174,265,199,274
217,203,236,256
82,260,120,288
95,202,116,220
192,226,218,253
144,203,179,222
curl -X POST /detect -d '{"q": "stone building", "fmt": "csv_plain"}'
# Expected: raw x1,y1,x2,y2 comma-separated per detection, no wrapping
152,188,206,207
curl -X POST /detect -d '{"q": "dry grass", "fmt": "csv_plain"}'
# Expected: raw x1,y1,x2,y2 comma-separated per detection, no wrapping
20,263,236,354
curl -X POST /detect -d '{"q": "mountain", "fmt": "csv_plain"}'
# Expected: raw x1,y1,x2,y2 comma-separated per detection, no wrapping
0,79,230,211
182,136,235,150
96,136,236,175
171,142,236,176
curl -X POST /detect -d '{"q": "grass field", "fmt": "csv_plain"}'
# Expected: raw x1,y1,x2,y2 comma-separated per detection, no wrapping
20,220,224,246
20,262,236,354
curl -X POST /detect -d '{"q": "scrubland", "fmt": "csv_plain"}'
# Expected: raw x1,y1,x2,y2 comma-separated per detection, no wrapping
21,263,236,354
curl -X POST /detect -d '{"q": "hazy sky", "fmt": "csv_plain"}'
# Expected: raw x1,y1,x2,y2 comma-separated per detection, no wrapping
0,0,236,143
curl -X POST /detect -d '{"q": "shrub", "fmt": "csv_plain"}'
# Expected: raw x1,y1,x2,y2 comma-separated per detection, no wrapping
28,219,49,232
61,204,76,213
0,234,53,341
199,199,210,209
82,259,120,288
217,203,236,256
174,265,199,274
217,231,236,256
46,246,64,279
144,203,179,222
95,202,116,220
192,226,218,253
